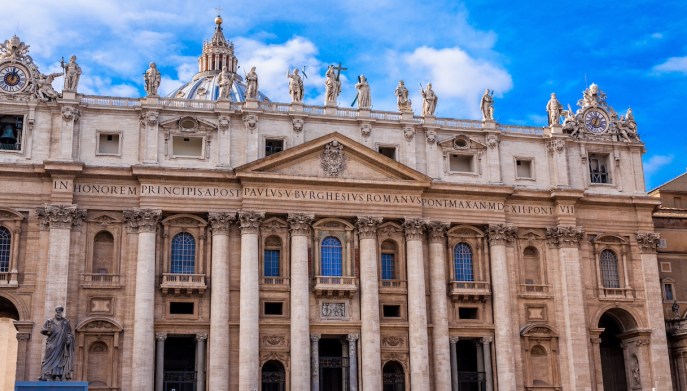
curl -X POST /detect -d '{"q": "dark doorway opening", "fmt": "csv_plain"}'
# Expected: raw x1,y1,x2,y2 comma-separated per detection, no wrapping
456,339,485,391
599,314,628,391
319,337,349,391
163,336,196,391
262,360,286,391
382,361,405,391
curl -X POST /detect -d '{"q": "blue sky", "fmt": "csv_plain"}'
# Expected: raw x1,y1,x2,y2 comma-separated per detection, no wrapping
3,0,686,189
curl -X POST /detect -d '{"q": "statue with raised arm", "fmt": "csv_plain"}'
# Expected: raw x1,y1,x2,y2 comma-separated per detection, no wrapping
245,66,258,100
546,93,563,126
355,75,371,109
144,62,161,97
287,68,304,103
395,80,412,112
324,65,341,105
62,55,81,91
39,306,74,381
217,66,234,99
35,72,62,102
421,82,438,116
480,88,494,121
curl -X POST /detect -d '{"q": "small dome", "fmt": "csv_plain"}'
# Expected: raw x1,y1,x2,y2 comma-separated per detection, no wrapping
169,73,270,102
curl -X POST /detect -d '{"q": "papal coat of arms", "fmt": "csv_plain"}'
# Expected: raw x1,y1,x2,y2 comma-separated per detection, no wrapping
321,140,347,176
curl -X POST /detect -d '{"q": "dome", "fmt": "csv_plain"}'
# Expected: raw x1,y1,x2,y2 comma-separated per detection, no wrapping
168,16,270,102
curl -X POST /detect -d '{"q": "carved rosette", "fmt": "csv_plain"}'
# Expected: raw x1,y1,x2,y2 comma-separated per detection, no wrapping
321,140,347,177
123,209,161,233
243,114,258,132
263,335,287,347
487,223,516,246
208,211,236,235
287,213,314,236
60,106,80,122
546,226,584,248
382,335,405,347
35,204,86,230
427,221,450,243
356,216,383,240
238,210,265,234
636,232,660,254
403,125,415,141
292,118,304,133
403,217,427,241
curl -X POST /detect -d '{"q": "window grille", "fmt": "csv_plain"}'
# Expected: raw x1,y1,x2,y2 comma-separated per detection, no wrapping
264,249,280,277
381,253,395,280
0,227,9,272
600,249,620,288
321,236,342,276
454,243,474,281
171,232,195,274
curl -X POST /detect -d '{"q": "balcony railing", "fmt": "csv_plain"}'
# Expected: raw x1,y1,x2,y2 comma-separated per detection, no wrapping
448,280,491,302
519,283,550,295
81,273,120,288
0,271,18,287
598,287,633,300
160,273,207,295
313,275,358,297
380,279,407,290
261,276,290,287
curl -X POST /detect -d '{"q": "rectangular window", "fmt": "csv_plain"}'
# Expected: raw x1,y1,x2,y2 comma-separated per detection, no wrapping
458,307,479,319
264,249,280,277
449,154,473,173
589,154,610,184
675,197,683,208
378,146,396,160
0,114,24,152
264,302,284,316
169,302,194,315
516,159,533,178
265,139,284,156
381,253,395,280
382,304,401,318
664,283,675,301
172,136,204,158
660,262,672,272
97,132,121,155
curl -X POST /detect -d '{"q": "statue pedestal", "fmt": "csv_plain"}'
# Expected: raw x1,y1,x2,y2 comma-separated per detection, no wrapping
15,381,89,391
244,99,259,110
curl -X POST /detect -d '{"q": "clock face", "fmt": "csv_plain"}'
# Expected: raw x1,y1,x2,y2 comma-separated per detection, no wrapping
0,63,29,93
584,108,609,134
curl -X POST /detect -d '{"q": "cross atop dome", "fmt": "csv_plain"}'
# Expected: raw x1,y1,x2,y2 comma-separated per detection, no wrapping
198,15,237,75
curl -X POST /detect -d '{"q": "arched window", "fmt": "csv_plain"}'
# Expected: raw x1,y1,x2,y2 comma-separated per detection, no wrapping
383,360,405,391
92,231,114,274
453,243,473,281
600,249,620,288
171,232,196,274
264,236,281,277
321,236,342,276
523,246,541,285
261,360,286,391
0,227,10,273
381,240,397,280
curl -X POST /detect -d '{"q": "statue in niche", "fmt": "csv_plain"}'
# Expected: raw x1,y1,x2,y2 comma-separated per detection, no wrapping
287,68,304,103
324,65,341,105
217,65,234,100
546,93,563,125
144,62,161,97
355,75,371,109
421,82,438,116
245,66,258,100
480,88,494,121
34,72,62,102
61,55,81,91
39,306,74,381
395,80,412,112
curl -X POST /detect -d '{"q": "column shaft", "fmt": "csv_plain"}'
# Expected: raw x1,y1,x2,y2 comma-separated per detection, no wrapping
208,230,230,391
488,241,516,388
406,234,430,389
238,230,260,390
45,227,71,318
360,235,382,389
155,334,165,391
428,226,451,391
482,338,493,391
311,335,320,391
196,334,207,391
449,338,459,391
289,213,313,391
132,230,158,391
348,334,359,391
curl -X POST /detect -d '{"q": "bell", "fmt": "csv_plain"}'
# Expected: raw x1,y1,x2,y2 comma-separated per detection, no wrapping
0,124,16,145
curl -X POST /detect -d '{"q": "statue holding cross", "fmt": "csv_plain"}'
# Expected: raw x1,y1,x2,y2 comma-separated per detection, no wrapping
324,63,346,105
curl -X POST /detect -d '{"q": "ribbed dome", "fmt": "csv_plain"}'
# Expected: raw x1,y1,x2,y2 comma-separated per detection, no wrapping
169,73,270,102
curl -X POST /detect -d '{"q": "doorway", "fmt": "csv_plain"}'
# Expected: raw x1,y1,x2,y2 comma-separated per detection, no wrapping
456,339,485,391
261,360,286,391
599,314,628,391
163,336,196,391
382,361,405,391
319,337,349,391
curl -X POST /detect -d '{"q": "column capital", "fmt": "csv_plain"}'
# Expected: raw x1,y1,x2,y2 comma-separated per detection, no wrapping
36,204,86,230
449,336,460,344
238,210,265,234
427,221,450,243
288,213,314,236
123,209,161,233
347,333,359,342
636,232,660,254
310,333,321,342
208,211,236,235
155,332,167,341
546,225,584,248
486,223,516,246
196,333,208,342
480,336,493,344
355,216,383,239
403,217,427,241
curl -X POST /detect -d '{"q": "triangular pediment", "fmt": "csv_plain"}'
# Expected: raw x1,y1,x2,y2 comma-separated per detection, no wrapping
235,132,431,188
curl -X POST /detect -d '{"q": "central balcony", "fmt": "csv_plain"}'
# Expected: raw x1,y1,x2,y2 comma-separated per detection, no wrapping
448,281,491,302
160,273,207,296
80,273,121,289
0,271,18,287
312,275,358,298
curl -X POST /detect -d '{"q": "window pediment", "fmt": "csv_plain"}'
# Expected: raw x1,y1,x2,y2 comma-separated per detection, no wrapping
159,116,217,134
0,208,24,222
161,214,207,227
438,135,486,152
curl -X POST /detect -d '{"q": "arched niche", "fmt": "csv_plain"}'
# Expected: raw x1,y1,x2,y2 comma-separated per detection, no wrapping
75,318,123,390
520,324,561,390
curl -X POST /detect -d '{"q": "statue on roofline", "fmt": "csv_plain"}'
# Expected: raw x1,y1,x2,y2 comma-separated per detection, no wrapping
287,68,304,103
480,88,494,121
546,93,563,126
217,65,234,100
144,62,161,97
421,82,438,116
245,66,258,100
324,64,341,105
61,55,81,91
395,80,412,112
354,75,371,109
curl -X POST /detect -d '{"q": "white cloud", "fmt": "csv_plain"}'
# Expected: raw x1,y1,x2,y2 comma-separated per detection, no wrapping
644,154,674,185
653,57,687,74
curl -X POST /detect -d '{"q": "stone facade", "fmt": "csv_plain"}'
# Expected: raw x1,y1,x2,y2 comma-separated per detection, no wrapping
0,19,673,391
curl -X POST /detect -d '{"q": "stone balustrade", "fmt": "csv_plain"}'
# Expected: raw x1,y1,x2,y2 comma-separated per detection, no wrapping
160,273,207,295
448,280,491,302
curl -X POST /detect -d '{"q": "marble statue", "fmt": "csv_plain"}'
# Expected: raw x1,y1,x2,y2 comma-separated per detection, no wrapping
39,306,74,381
144,62,161,97
245,66,258,100
324,65,341,105
546,93,563,125
287,68,304,103
395,80,412,112
61,55,81,91
355,75,371,109
421,83,438,116
218,66,234,99
35,73,62,102
578,83,606,108
480,88,494,121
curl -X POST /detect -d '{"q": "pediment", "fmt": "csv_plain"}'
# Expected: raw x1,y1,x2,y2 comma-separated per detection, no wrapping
235,132,431,187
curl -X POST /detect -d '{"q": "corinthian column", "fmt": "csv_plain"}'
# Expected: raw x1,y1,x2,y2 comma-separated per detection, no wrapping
427,221,452,391
403,217,430,390
486,223,516,389
636,232,673,390
287,213,314,391
237,210,264,391
356,216,383,390
546,226,591,390
124,208,162,391
36,204,86,318
207,212,236,391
